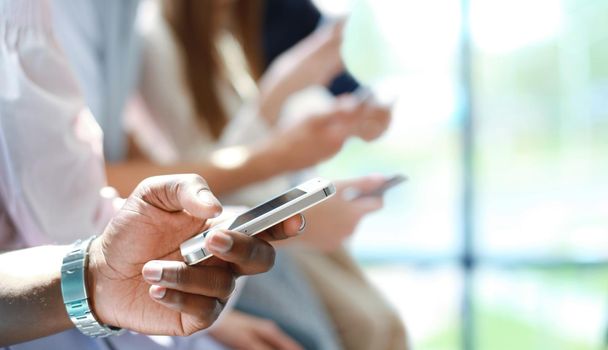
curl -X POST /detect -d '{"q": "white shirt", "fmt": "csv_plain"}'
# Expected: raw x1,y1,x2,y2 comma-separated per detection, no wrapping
50,0,142,162
0,0,116,248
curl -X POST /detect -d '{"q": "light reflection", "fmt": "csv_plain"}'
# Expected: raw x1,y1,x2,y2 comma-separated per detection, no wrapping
470,0,563,53
210,146,250,170
341,0,460,85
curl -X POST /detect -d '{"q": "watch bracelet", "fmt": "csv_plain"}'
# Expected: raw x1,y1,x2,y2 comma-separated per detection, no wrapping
61,236,124,338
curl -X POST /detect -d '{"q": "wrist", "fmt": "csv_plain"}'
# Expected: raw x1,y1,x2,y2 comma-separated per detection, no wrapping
257,90,283,125
251,139,292,175
85,237,103,324
258,72,294,125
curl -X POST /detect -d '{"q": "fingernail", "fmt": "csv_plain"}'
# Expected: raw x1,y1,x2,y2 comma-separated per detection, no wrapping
150,285,166,299
298,214,307,234
199,191,222,217
199,190,219,205
206,230,233,254
142,261,163,282
341,187,360,201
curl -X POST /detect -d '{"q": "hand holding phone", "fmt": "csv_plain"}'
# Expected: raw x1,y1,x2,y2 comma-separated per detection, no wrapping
349,87,392,142
181,178,336,265
296,176,386,252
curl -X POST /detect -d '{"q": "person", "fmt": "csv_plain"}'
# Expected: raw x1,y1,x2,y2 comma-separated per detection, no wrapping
49,0,374,199
0,1,300,349
129,0,408,349
42,0,403,348
261,0,360,95
0,174,304,346
9,0,403,348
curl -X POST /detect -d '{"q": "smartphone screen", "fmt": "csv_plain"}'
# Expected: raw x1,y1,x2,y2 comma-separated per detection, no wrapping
228,188,307,229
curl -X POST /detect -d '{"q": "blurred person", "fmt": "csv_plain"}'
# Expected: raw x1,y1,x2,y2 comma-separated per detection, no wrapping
49,0,372,198
0,174,303,346
41,0,359,348
0,0,298,349
0,2,372,350
127,0,408,349
261,0,361,95
45,0,405,348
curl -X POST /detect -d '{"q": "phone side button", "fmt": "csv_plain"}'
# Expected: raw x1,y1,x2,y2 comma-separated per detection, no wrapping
184,248,208,265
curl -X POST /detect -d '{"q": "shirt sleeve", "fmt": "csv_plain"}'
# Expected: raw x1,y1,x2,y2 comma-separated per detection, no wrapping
0,0,117,246
50,0,141,162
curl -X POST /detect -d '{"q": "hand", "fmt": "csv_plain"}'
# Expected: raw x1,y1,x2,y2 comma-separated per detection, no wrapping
294,176,386,252
209,310,304,350
329,93,392,142
265,96,391,171
259,21,345,124
87,174,304,336
266,107,352,171
350,97,392,142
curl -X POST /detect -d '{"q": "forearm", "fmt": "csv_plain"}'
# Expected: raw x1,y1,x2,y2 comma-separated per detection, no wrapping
257,71,299,125
106,144,287,197
0,246,74,346
257,85,289,126
202,144,288,195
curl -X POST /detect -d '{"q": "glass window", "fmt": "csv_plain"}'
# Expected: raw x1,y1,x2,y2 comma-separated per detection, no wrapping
472,0,608,258
475,268,608,349
364,265,463,350
315,0,608,349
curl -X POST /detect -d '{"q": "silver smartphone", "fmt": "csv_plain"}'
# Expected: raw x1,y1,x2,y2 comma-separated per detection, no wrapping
181,177,336,265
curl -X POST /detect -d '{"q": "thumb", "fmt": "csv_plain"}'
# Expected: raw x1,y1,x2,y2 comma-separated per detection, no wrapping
313,96,360,126
318,109,361,143
339,175,387,194
351,196,384,214
133,174,223,219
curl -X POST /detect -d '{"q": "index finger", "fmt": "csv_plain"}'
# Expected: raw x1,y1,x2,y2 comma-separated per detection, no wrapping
254,214,306,242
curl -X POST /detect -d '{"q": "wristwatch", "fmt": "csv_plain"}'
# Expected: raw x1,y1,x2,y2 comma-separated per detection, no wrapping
61,236,124,337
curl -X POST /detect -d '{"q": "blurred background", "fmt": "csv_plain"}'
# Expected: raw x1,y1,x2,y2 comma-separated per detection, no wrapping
315,0,608,349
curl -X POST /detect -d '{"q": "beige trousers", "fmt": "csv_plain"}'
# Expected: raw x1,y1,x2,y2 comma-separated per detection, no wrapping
292,247,409,350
